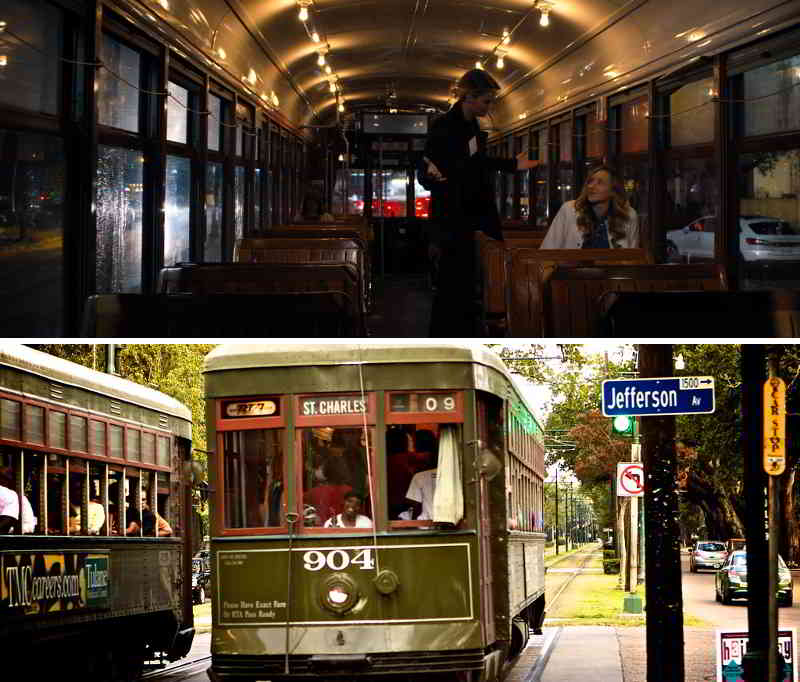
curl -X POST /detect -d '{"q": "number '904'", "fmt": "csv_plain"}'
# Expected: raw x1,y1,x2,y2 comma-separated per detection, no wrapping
302,549,375,571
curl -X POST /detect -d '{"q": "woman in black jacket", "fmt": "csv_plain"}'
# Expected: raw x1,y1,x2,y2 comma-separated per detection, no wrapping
420,68,539,336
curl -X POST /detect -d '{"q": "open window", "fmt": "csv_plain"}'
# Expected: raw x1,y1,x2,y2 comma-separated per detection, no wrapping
385,391,465,529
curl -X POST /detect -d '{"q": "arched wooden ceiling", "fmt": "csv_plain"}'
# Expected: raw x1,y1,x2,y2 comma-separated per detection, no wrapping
238,0,629,120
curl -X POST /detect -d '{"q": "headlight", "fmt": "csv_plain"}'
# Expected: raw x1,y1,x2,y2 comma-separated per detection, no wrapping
320,573,359,614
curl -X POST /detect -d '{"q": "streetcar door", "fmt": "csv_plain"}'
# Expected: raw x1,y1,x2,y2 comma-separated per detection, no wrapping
476,397,495,643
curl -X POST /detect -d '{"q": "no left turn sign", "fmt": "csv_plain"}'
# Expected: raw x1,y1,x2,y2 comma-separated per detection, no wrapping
617,462,644,497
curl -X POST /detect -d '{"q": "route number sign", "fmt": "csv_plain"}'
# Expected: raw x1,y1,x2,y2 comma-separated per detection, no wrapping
617,462,644,497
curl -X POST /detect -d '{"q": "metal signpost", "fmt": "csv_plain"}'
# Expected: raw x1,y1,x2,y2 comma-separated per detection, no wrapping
602,372,717,679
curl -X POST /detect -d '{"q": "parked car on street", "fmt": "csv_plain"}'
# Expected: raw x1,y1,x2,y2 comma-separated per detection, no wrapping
715,550,793,606
690,541,727,572
192,556,211,604
665,215,800,263
726,538,746,555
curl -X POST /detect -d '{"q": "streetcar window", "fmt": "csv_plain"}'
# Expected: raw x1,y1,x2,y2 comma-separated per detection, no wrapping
0,447,39,534
301,427,372,528
388,425,464,527
222,429,284,529
46,456,66,534
98,35,141,133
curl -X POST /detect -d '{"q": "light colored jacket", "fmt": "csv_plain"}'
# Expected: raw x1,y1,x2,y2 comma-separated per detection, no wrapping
540,200,639,249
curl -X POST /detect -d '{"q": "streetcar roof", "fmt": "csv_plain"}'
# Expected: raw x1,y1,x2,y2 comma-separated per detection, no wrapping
0,344,192,421
205,343,538,421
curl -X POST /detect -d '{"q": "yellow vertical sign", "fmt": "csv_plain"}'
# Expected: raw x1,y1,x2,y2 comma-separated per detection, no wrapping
763,377,786,476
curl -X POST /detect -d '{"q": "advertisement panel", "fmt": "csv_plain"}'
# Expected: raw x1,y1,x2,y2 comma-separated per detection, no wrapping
1,551,110,616
716,628,798,682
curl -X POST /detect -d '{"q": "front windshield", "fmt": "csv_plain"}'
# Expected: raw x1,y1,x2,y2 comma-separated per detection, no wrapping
731,554,788,569
698,542,725,552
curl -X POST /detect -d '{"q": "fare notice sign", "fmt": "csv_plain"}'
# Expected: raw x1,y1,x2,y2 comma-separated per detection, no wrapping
602,376,715,417
617,462,644,497
764,377,787,476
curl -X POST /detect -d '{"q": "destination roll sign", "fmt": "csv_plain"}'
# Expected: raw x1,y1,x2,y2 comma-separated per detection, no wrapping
602,376,715,417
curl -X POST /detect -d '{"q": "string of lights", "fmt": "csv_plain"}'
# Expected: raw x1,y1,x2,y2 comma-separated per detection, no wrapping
294,0,346,115
3,13,800,131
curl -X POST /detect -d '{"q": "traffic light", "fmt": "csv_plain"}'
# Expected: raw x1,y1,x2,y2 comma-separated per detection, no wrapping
611,414,635,437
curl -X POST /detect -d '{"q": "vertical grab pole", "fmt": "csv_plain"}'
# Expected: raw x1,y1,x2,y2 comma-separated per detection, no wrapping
284,511,299,675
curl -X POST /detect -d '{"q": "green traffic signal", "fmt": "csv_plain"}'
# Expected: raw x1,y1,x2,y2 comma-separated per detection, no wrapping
612,414,635,437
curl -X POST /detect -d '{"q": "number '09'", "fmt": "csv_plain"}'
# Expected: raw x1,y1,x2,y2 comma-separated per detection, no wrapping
302,549,375,571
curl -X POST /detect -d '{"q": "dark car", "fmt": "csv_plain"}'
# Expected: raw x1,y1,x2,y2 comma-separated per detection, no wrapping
192,556,211,604
715,550,793,606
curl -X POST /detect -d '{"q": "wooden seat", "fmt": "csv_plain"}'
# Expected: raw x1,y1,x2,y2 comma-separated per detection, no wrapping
545,263,727,337
80,294,166,337
158,262,364,336
506,248,650,336
235,234,371,314
600,289,800,337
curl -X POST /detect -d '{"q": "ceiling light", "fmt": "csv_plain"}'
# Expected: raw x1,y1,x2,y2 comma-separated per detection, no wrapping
271,91,279,107
338,102,345,112
338,153,344,162
298,1,311,22
217,47,226,60
311,31,320,43
389,108,397,113
329,80,337,93
475,61,483,70
0,22,7,32
502,28,511,45
538,3,552,27
496,55,504,69
247,68,257,85
317,53,326,66
325,65,332,75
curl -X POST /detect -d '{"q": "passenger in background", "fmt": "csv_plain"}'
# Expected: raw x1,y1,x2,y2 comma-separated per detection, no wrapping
387,428,416,519
127,491,173,536
420,68,540,336
304,457,352,526
540,165,639,249
0,467,37,534
323,491,373,528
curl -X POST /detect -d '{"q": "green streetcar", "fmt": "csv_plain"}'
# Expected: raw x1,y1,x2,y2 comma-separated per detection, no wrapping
0,344,196,679
205,344,546,681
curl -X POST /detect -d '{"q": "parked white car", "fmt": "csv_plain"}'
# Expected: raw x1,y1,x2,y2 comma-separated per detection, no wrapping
666,215,800,262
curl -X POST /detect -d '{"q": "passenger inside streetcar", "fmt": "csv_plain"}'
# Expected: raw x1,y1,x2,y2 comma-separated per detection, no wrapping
0,466,37,534
540,165,640,249
323,491,372,528
403,430,439,521
304,456,352,526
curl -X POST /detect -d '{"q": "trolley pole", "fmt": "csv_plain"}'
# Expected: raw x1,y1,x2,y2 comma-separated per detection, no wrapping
640,344,684,682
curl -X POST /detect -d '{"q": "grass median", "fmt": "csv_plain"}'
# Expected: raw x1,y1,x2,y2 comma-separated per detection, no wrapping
546,573,710,627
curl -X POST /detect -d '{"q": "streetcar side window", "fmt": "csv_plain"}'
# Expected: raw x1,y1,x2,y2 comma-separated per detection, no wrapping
0,447,39,534
222,429,284,528
300,427,373,529
386,425,465,527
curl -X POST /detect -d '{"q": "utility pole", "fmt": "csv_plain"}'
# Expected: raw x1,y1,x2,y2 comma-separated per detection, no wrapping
555,466,559,555
640,344,684,682
742,345,769,682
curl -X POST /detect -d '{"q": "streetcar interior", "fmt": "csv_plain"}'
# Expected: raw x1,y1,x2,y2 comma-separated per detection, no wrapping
3,0,800,336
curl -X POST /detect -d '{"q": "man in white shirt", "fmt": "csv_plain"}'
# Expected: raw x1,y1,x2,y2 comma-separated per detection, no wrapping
0,480,38,534
404,431,439,521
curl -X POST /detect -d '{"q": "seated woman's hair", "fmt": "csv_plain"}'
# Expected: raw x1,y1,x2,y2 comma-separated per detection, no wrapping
574,165,632,248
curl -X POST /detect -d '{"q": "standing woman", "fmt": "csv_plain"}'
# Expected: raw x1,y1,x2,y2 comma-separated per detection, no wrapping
421,68,539,336
540,165,639,249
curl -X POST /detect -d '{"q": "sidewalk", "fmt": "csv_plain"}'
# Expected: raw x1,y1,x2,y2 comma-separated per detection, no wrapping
539,626,623,682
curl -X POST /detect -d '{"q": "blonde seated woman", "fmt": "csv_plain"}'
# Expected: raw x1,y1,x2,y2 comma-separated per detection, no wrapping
540,165,639,249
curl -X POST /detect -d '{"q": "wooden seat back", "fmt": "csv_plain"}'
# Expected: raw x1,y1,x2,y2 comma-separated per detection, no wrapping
507,248,650,336
234,235,370,313
546,263,727,337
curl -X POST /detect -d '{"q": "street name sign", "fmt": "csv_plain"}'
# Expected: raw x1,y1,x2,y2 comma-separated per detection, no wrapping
602,376,715,417
617,462,644,497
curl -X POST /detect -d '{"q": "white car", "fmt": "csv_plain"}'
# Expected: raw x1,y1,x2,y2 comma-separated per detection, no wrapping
666,215,800,262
